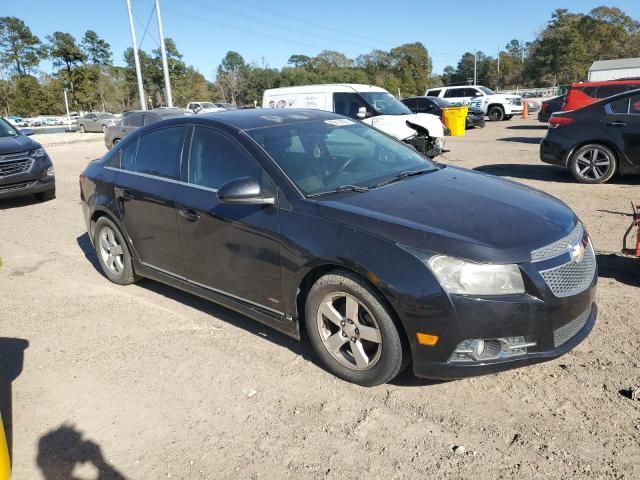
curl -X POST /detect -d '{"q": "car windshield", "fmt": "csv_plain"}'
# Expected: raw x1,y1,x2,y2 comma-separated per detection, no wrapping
479,87,495,95
359,92,412,115
0,118,18,137
248,119,436,196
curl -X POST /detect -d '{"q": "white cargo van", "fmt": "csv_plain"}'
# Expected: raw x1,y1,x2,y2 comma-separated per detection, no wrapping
262,84,446,157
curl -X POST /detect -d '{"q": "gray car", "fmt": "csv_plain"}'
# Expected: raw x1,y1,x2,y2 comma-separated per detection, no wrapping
104,108,192,149
77,113,117,133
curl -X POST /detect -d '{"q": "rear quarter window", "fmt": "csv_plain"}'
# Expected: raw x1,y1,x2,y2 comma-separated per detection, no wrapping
426,89,441,97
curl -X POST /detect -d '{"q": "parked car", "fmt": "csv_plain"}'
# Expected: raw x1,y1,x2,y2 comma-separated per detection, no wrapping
186,102,225,114
425,85,523,121
562,79,640,111
80,108,596,386
538,95,566,123
401,96,485,128
263,84,446,157
0,118,55,201
214,102,238,110
525,100,541,114
77,113,117,133
104,108,192,149
540,89,640,184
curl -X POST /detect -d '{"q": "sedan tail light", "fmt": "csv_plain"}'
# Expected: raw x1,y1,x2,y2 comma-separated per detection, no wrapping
549,116,575,128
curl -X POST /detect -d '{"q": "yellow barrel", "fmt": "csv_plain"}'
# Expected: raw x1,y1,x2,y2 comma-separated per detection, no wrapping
441,106,468,136
0,415,9,480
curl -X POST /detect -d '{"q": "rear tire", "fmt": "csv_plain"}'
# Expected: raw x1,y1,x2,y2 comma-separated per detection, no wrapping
93,216,139,285
102,125,107,133
488,106,504,121
569,144,617,184
79,124,86,133
34,188,55,202
304,270,407,386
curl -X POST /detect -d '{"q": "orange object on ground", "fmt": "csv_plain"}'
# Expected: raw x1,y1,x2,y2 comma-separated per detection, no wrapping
522,100,529,119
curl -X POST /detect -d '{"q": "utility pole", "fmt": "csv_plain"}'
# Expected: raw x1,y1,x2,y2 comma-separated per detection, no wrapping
126,0,147,110
473,51,477,85
63,88,71,130
496,48,500,91
155,0,173,107
521,40,525,63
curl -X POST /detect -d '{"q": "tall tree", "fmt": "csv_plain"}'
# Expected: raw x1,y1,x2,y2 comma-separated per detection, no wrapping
0,17,45,75
81,30,112,65
47,32,86,108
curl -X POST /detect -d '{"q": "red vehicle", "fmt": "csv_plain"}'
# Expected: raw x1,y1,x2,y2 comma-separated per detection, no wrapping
562,79,640,111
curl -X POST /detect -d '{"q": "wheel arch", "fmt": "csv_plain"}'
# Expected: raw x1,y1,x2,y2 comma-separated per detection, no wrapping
566,139,622,169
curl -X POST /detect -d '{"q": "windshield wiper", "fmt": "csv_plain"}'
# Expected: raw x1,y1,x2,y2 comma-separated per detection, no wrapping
371,168,432,188
307,184,370,198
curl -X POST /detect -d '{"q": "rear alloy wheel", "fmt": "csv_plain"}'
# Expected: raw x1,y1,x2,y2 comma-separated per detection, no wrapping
79,124,86,133
488,106,504,121
569,144,616,184
94,216,139,285
305,270,406,386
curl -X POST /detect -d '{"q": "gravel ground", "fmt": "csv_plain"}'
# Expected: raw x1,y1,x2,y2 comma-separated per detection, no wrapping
31,131,103,147
1,116,639,479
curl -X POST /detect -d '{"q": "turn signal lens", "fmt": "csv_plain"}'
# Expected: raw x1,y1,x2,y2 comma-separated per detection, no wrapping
416,333,439,346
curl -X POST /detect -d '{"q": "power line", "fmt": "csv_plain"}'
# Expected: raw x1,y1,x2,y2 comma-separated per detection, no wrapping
138,2,156,49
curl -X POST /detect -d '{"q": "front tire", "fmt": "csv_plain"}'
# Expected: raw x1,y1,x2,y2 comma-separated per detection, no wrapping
488,106,504,121
102,125,107,133
93,216,139,285
569,144,617,184
304,270,406,386
79,124,86,133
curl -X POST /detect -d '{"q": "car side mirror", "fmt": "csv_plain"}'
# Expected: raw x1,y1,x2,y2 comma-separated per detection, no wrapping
217,177,275,206
357,106,367,119
20,128,34,136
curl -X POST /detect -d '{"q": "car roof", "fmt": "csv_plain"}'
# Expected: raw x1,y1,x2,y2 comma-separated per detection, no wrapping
570,79,640,87
264,84,388,95
195,108,348,130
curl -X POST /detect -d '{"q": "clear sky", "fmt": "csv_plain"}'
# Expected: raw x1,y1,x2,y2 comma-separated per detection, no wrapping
3,0,639,79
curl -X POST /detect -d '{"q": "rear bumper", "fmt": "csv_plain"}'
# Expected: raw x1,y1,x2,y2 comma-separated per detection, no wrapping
540,137,570,167
505,105,524,115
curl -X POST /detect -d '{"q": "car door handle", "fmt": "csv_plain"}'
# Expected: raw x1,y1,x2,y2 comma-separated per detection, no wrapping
116,188,135,201
178,207,200,222
606,121,627,127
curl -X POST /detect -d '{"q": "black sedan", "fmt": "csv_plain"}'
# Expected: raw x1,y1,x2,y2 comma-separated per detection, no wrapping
80,109,596,386
538,95,566,123
402,96,485,128
0,118,55,201
540,89,640,183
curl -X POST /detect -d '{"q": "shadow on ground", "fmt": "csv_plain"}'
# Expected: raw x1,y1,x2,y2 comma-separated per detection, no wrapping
597,253,640,288
75,233,315,364
0,195,41,210
474,163,571,182
506,124,548,130
37,424,127,480
0,337,29,463
497,136,543,144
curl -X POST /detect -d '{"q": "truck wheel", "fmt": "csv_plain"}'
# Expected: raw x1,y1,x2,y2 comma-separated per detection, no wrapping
488,106,504,121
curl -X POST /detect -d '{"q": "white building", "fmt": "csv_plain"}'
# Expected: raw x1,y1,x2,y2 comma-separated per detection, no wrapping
587,57,640,81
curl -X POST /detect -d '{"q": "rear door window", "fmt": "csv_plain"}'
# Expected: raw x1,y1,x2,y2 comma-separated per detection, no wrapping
403,98,417,110
143,113,160,126
124,113,144,127
597,85,628,99
630,95,640,115
444,89,463,98
608,97,629,114
134,126,185,179
426,89,441,97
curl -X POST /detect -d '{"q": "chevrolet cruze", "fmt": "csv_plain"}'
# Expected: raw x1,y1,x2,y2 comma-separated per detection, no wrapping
80,109,597,386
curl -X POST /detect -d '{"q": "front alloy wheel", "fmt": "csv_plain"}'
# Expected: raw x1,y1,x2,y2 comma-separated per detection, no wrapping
570,144,616,184
305,271,406,386
98,226,125,275
93,216,138,285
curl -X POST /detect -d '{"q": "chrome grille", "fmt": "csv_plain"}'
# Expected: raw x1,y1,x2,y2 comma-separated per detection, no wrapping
0,158,33,177
554,307,591,347
0,181,35,193
539,241,596,297
0,151,29,160
531,223,583,262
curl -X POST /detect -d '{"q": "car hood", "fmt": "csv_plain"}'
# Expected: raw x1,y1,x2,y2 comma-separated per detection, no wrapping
316,166,577,263
362,113,445,140
0,134,40,154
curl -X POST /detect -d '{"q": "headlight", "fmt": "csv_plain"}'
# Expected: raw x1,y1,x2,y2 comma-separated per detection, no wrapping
46,166,55,177
400,246,525,295
31,147,46,158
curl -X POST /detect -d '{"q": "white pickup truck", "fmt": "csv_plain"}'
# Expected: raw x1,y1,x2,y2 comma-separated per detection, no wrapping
186,102,225,114
263,84,446,157
425,85,523,121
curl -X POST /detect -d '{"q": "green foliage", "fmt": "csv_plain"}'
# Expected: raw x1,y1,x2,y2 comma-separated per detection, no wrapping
0,17,45,75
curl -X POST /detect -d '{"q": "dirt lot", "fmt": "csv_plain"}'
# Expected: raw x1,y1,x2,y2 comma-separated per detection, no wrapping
1,117,639,479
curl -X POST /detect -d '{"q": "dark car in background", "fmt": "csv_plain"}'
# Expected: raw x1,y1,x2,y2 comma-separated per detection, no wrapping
401,96,485,128
538,95,566,123
80,109,596,386
540,89,640,184
104,108,191,149
0,118,55,201
562,79,640,112
77,113,118,133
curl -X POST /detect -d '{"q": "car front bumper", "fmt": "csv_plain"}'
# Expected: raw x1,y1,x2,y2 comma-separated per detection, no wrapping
0,155,55,199
466,115,485,128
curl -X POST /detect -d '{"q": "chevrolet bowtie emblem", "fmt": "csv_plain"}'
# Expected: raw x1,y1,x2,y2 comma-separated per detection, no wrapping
570,242,586,263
